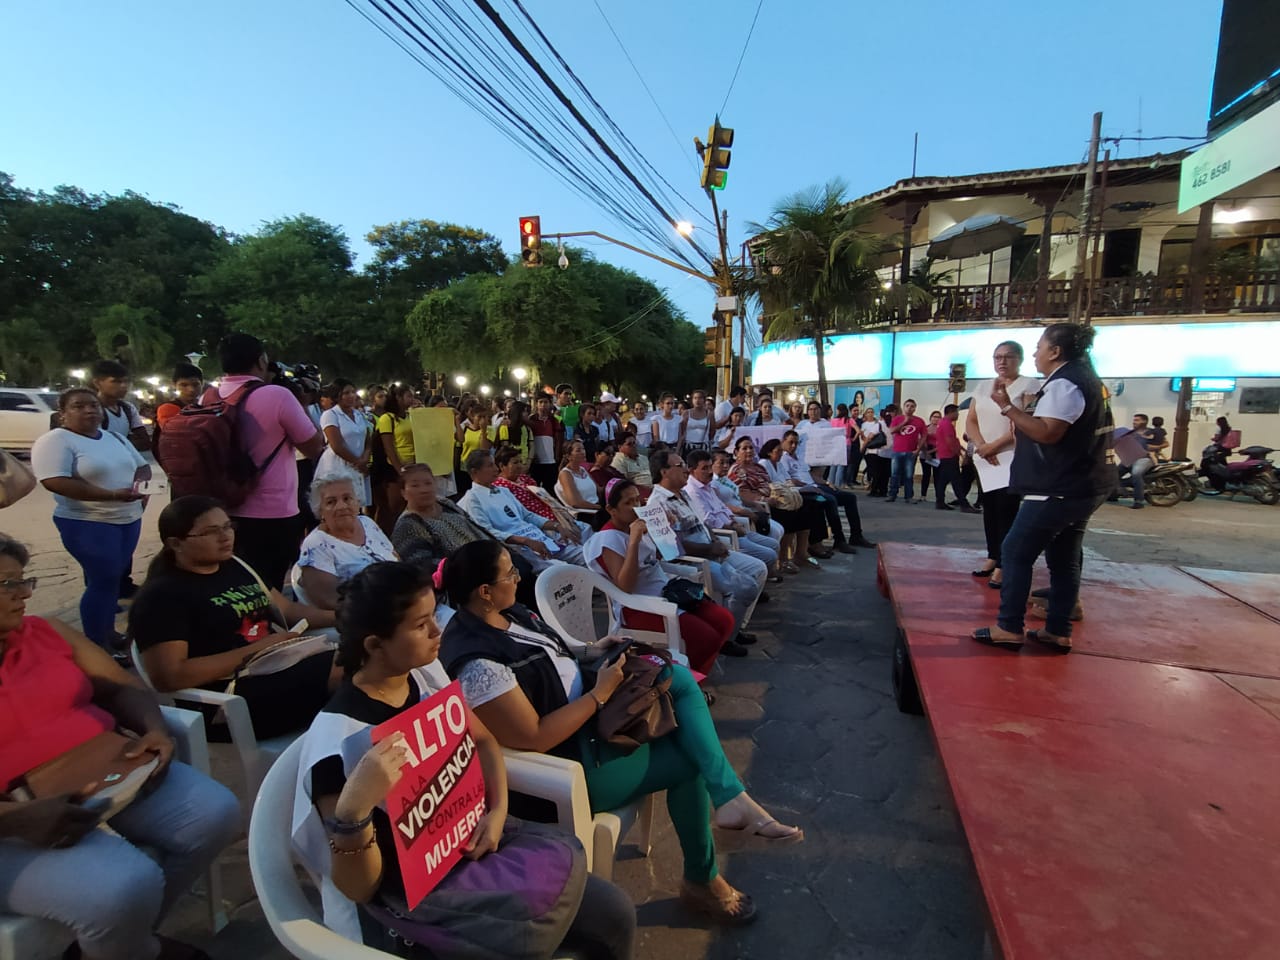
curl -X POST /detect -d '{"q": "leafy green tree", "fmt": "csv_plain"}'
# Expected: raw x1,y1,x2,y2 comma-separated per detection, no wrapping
407,249,704,396
365,219,506,301
744,179,890,405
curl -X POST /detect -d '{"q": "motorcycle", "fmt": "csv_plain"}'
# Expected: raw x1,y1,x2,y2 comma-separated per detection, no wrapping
1197,441,1280,505
1141,460,1197,507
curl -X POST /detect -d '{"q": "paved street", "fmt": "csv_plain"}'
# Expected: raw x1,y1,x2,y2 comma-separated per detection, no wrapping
9,482,1280,959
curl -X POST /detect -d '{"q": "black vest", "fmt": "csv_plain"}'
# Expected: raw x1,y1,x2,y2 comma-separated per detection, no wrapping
1009,359,1114,498
440,604,580,759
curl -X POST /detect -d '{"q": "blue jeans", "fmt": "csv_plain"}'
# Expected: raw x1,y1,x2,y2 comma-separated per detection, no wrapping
53,516,142,647
997,495,1105,637
0,762,240,960
887,452,917,500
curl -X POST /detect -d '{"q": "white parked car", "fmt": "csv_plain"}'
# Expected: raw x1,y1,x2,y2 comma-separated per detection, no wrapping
0,388,60,452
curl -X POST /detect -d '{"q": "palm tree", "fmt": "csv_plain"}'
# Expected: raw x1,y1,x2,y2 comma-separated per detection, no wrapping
743,180,892,406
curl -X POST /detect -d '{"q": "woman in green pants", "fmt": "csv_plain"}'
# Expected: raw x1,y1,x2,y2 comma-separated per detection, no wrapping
438,540,801,926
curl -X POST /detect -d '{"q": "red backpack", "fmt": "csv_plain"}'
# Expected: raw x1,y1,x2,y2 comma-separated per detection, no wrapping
158,382,286,509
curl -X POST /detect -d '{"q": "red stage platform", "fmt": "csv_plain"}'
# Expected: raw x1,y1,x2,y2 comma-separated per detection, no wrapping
877,543,1280,960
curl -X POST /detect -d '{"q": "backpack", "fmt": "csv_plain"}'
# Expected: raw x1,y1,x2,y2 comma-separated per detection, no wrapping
157,382,286,509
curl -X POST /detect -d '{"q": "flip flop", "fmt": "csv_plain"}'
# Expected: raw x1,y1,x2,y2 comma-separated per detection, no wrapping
1027,629,1072,653
971,627,1024,650
714,815,805,844
971,567,994,578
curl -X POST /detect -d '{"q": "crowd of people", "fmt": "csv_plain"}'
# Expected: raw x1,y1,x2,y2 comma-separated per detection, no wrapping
12,333,895,959
4,320,1135,958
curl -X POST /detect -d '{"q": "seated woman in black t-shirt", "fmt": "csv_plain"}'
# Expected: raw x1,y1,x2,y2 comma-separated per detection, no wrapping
129,495,341,739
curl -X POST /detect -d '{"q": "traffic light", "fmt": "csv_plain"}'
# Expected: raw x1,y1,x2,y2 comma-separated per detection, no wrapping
519,216,542,267
699,118,733,191
703,327,718,366
948,362,967,394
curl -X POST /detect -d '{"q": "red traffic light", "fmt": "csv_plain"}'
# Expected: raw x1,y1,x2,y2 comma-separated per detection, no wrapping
518,216,542,267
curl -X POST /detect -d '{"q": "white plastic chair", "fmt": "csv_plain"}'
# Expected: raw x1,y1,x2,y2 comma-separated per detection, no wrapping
248,739,615,959
533,562,685,660
132,641,300,809
0,706,227,960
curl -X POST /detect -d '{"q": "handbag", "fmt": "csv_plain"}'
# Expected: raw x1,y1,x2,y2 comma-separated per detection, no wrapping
595,643,678,753
865,430,887,450
768,481,803,511
0,449,36,508
10,730,159,821
660,577,705,611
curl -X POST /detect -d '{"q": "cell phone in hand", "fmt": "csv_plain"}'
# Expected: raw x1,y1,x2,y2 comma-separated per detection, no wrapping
604,637,635,666
289,619,309,636
132,479,168,496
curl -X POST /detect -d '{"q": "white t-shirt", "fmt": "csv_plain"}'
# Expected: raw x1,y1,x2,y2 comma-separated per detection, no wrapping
102,401,144,439
317,408,372,506
456,621,584,707
630,416,652,449
713,399,735,424
31,428,146,524
1032,377,1085,424
584,527,668,600
652,414,682,445
297,516,397,582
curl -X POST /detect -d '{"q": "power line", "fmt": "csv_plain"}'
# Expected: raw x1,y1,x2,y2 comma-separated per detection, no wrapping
500,0,718,247
719,0,765,116
350,0,688,263
590,0,705,182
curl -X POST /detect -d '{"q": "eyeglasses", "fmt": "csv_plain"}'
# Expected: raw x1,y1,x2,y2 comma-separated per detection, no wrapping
186,522,237,539
492,568,521,584
0,578,37,594
993,353,1019,361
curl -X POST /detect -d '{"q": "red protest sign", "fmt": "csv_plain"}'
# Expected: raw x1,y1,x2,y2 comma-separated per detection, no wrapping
370,680,487,908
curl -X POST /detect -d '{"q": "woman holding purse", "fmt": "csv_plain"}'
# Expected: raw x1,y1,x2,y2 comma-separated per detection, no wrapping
439,539,802,926
0,535,239,960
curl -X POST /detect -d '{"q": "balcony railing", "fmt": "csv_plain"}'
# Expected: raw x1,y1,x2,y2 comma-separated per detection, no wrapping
887,271,1280,324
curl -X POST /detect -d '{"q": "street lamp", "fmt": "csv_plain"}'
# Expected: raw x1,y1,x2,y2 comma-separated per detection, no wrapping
454,374,468,388
146,376,161,387
479,385,491,397
675,221,694,236
69,368,86,382
184,351,204,368
511,367,528,397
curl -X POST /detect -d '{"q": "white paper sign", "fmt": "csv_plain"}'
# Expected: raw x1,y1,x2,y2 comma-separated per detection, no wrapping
802,427,849,466
634,501,680,560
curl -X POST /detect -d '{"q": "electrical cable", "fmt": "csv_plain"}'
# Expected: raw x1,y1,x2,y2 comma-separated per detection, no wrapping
500,0,718,261
719,0,765,116
353,0,682,258
590,0,702,180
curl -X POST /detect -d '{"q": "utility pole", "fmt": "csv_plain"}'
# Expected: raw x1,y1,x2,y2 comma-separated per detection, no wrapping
1069,111,1103,323
1083,148,1111,324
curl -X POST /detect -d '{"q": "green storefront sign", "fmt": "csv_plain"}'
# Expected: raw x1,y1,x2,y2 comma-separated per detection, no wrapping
1178,97,1280,213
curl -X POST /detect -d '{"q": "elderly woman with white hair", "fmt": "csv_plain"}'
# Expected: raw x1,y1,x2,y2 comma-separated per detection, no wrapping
296,466,398,611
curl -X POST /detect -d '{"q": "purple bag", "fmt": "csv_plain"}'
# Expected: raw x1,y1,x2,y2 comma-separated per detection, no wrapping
363,819,586,960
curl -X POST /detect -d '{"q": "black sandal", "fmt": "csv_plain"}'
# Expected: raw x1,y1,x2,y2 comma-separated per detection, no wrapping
971,627,1024,650
1026,629,1072,653
971,567,994,578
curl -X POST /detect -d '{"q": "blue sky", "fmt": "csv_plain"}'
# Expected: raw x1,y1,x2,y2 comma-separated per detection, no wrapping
2,0,1223,356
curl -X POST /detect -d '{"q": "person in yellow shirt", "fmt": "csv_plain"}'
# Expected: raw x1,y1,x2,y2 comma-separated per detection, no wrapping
372,385,421,534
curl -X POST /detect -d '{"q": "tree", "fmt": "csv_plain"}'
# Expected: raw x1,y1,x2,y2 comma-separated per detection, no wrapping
365,219,506,301
407,249,704,396
744,180,890,406
194,215,375,374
